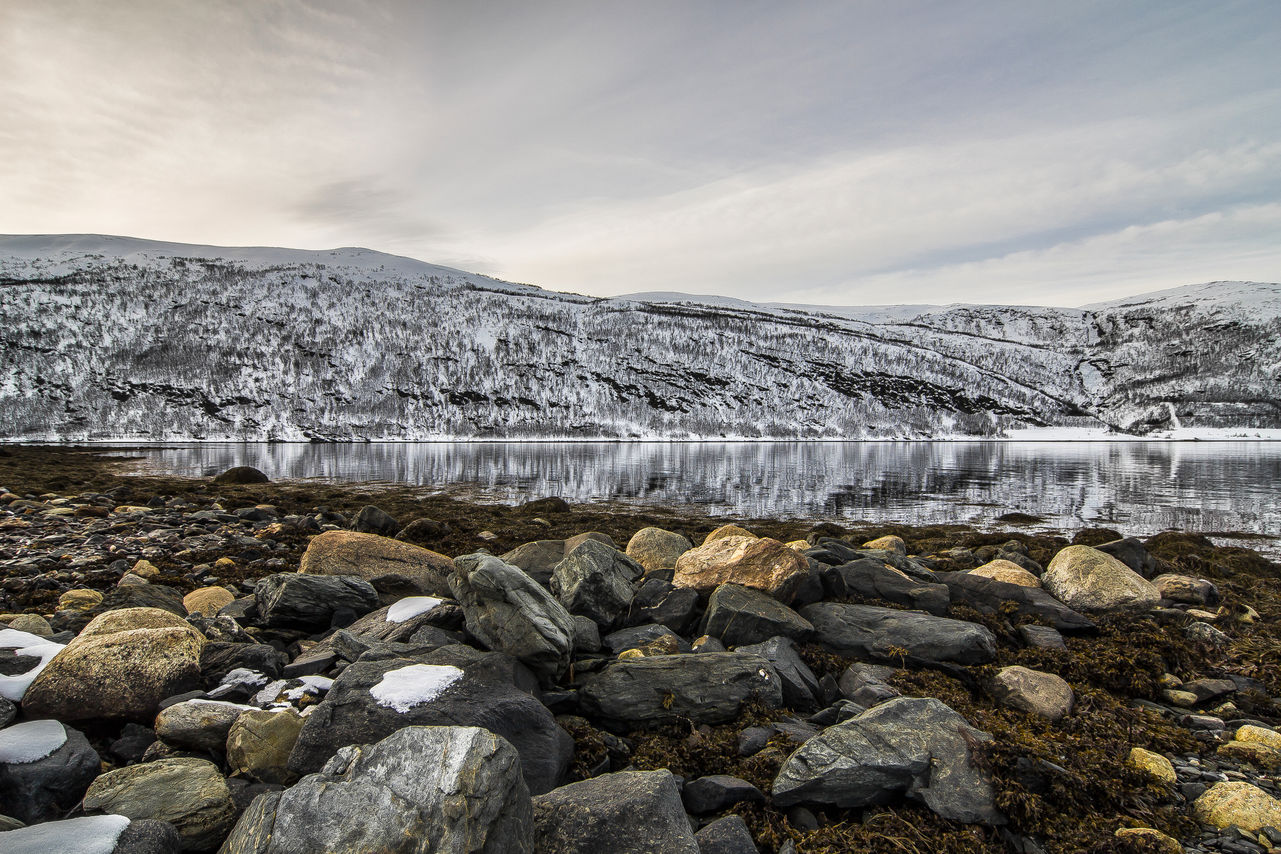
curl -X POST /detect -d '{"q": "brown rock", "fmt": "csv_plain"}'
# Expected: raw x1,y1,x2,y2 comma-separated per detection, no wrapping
129,559,161,580
703,524,756,545
969,559,1041,588
862,535,907,555
299,530,454,598
673,536,809,604
226,707,305,785
182,587,235,616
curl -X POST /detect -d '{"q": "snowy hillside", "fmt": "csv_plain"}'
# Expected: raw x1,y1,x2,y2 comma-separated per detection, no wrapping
0,235,1277,441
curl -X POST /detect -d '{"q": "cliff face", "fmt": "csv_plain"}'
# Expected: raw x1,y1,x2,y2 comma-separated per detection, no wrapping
1,235,1277,440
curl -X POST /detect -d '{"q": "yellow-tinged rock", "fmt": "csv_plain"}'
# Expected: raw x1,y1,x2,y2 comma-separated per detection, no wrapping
861,535,907,555
299,530,454,597
113,505,153,514
673,535,809,604
1193,781,1281,831
1217,740,1281,769
1127,747,1177,787
703,524,757,545
1236,724,1281,751
183,586,236,616
58,588,103,611
625,527,693,573
1114,827,1182,853
129,559,161,579
784,540,810,551
969,559,1041,588
214,557,236,570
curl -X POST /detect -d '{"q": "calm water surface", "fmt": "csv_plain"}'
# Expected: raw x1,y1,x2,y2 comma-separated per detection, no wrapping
115,441,1281,551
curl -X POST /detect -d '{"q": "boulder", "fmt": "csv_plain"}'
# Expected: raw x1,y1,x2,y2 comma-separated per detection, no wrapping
700,583,813,647
989,666,1074,721
939,572,1096,633
222,726,531,854
299,530,454,598
83,757,237,851
100,582,187,616
969,559,1041,588
501,540,566,588
0,719,100,823
520,497,570,515
532,769,698,854
58,588,104,611
861,535,906,554
1113,827,1181,853
213,466,269,484
1193,781,1281,832
837,662,900,708
801,602,997,665
579,652,781,728
182,587,236,617
681,774,764,813
694,815,757,854
450,553,575,682
155,699,254,752
626,577,701,635
1152,574,1219,606
703,524,756,543
350,505,399,537
551,540,641,630
287,648,571,795
0,815,182,854
254,573,379,630
625,527,693,573
772,696,1001,825
736,636,822,710
673,536,809,604
395,517,451,545
1095,537,1157,577
1042,545,1159,612
821,558,950,616
227,708,306,784
23,607,205,721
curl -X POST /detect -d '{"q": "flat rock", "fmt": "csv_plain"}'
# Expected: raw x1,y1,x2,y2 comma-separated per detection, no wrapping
1153,573,1219,605
673,536,809,604
222,725,531,854
821,558,950,616
694,815,757,854
736,636,821,710
801,602,997,665
939,572,1096,633
155,699,254,752
1193,781,1281,832
213,466,269,484
1042,545,1160,612
83,757,237,851
299,530,454,598
772,696,1002,825
700,583,813,647
0,814,182,854
254,573,379,630
532,769,698,854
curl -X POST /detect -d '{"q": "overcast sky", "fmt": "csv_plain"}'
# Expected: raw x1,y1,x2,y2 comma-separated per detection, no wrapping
2,1,1278,306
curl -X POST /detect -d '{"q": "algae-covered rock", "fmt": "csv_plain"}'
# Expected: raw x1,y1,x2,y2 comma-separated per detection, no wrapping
1193,781,1281,831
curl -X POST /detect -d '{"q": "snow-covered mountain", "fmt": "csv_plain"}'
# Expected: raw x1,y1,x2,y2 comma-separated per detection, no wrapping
1,234,1277,441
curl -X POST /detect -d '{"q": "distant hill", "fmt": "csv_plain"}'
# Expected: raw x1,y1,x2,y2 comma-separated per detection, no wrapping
1,234,1277,441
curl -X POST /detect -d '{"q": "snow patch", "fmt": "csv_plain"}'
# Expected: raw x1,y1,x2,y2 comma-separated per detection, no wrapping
0,629,66,702
387,596,443,623
207,667,269,699
0,719,67,763
369,664,463,713
286,675,333,701
0,814,131,854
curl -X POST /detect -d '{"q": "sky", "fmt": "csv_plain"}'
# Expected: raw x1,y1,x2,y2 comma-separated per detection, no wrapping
2,1,1279,307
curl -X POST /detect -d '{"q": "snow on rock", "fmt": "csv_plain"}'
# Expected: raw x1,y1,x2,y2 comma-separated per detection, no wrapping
286,675,334,701
0,628,66,702
369,664,464,713
0,719,68,763
0,814,131,854
387,596,444,623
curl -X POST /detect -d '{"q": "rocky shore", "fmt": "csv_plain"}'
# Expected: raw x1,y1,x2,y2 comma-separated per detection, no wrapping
1,446,1280,853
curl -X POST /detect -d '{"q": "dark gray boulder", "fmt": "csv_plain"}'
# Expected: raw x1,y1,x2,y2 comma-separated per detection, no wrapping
1097,537,1158,577
114,819,182,854
254,573,380,630
604,623,689,654
694,814,757,854
938,572,1096,633
350,505,399,537
801,602,997,665
772,696,1003,824
821,558,950,616
0,720,100,823
532,769,698,854
681,774,764,813
0,815,180,854
837,662,901,708
213,466,270,484
100,582,186,616
0,696,14,728
700,583,814,647
735,636,821,711
551,540,642,630
287,647,571,795
450,553,575,682
223,725,531,854
626,577,701,635
579,652,782,728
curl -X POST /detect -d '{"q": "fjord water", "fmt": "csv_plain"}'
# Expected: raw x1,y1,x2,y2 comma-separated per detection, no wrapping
120,441,1280,549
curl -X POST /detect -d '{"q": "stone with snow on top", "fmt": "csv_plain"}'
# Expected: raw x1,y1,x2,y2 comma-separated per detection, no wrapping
84,757,236,851
700,583,813,647
970,559,1041,588
253,572,379,630
226,707,305,785
625,527,693,573
579,651,781,728
551,539,642,631
861,535,907,555
450,553,575,682
287,647,571,795
222,725,531,854
155,699,255,752
23,608,205,721
1193,781,1281,831
0,627,65,703
299,530,454,599
386,595,443,623
674,535,809,604
989,666,1074,721
0,720,100,823
802,602,997,665
1152,573,1219,605
1042,545,1159,612
772,696,1001,824
0,814,181,854
182,587,235,617
533,769,698,854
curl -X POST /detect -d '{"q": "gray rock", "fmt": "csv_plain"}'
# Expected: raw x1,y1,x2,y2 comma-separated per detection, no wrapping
989,666,1074,721
1095,537,1157,577
735,636,821,710
154,699,254,752
551,540,642,630
0,721,100,824
694,814,757,854
801,602,997,665
822,558,950,616
772,696,1002,825
287,648,571,795
501,540,566,588
571,616,601,654
450,553,576,682
254,573,380,630
116,819,184,854
939,572,1096,633
700,583,814,647
222,725,532,854
837,662,901,708
214,466,269,484
604,623,688,653
0,696,14,728
627,577,701,635
350,505,399,537
1042,545,1160,612
579,652,782,728
1018,624,1067,651
1153,574,1219,606
83,757,237,851
533,769,698,854
681,774,764,813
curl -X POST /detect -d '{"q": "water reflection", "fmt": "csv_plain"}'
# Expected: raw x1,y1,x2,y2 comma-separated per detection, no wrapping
114,441,1281,547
